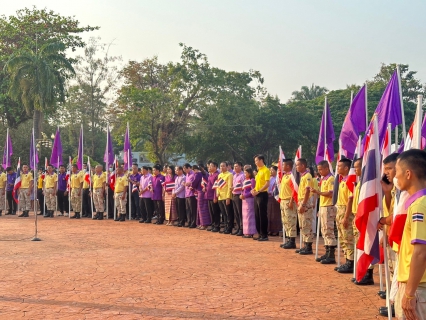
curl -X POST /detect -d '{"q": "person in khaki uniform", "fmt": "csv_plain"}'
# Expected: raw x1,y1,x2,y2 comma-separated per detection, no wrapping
114,166,128,221
43,165,57,218
296,158,314,255
312,160,336,263
70,164,83,219
279,159,297,249
0,168,7,215
335,158,354,273
92,165,106,220
18,165,34,217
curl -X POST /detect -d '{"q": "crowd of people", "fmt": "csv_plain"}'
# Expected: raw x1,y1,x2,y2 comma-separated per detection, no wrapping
0,150,425,320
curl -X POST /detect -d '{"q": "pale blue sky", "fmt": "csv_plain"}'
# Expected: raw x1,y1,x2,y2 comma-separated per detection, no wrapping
4,1,426,101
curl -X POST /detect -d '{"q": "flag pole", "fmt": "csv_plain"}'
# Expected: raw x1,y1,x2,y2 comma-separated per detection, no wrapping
88,157,94,219
364,82,368,130
80,125,83,217
68,156,71,219
415,95,423,149
32,128,41,241
43,158,47,217
127,122,132,220
324,96,327,160
106,123,109,220
396,65,407,142
56,155,59,217
5,128,9,214
114,155,117,221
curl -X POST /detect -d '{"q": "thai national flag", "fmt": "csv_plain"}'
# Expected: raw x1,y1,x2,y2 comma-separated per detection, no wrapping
243,180,252,189
354,120,381,282
273,180,281,203
289,146,301,204
346,137,361,194
12,158,21,203
217,178,227,189
233,182,242,193
277,146,286,182
165,182,175,191
389,188,410,247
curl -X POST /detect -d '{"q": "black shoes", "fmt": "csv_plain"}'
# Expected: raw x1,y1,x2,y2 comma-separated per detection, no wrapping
336,259,354,273
355,268,374,285
299,242,313,255
321,246,336,264
379,305,395,317
71,212,81,219
18,211,29,217
258,237,269,241
316,246,329,262
283,237,296,249
211,227,220,232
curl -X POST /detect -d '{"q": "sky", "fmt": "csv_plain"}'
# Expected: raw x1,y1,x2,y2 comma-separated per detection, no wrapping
3,0,426,102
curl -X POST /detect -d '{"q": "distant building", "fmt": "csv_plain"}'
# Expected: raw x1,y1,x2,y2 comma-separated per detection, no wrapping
118,151,190,168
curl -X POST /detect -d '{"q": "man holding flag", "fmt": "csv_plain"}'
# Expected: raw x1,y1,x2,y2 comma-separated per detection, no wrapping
279,158,297,249
70,164,83,219
17,164,33,218
43,165,57,218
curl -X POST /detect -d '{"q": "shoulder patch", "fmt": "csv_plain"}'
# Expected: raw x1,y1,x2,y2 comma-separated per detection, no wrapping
413,213,424,222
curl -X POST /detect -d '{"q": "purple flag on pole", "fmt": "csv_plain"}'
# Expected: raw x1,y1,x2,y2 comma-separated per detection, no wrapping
361,70,402,156
30,129,39,170
104,127,114,165
123,126,132,171
339,85,367,159
2,130,13,169
315,104,335,165
421,112,426,149
77,126,84,170
50,128,63,168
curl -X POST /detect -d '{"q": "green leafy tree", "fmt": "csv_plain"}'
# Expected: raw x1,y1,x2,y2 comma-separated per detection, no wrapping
289,83,328,102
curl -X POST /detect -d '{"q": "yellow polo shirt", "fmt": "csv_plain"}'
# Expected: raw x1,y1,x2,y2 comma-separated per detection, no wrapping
298,171,313,203
115,174,128,193
37,175,44,189
44,173,57,189
397,194,426,283
320,175,334,207
352,182,360,214
92,172,106,189
20,172,33,189
216,171,233,200
383,186,396,218
0,172,6,189
279,173,292,200
336,177,352,206
255,165,270,192
70,172,83,189
79,171,89,189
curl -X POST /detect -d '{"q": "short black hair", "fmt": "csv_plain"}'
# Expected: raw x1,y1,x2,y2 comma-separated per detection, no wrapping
59,165,66,169
270,165,278,171
142,166,149,170
339,158,352,168
317,160,329,168
383,153,399,164
210,162,218,168
192,164,199,170
254,154,265,162
283,159,293,166
397,150,426,181
183,163,191,169
6,167,12,172
72,164,78,169
354,157,363,165
297,158,307,167
234,161,243,167
153,164,162,171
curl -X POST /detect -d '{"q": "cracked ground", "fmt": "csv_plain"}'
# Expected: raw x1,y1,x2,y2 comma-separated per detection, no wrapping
0,215,386,319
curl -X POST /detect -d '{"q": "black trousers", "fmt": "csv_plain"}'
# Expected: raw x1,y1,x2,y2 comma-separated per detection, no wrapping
185,196,197,227
153,200,165,223
232,194,243,231
140,197,154,222
218,199,234,231
255,191,269,238
6,190,17,213
37,188,46,214
82,188,91,216
208,200,221,228
176,197,186,226
56,190,69,213
131,191,141,219
107,187,114,218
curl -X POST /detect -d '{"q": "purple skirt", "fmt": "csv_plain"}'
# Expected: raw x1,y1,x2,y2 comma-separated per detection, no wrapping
242,197,257,235
267,196,282,233
197,191,211,226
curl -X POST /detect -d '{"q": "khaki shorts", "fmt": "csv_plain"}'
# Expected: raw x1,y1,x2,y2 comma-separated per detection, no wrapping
395,282,426,320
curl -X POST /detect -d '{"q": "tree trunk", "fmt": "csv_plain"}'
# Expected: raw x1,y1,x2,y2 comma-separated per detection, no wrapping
33,109,43,140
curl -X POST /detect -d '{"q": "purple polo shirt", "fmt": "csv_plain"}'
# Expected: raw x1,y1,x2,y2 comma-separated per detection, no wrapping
232,171,245,195
151,174,165,201
173,174,186,198
185,170,202,198
57,172,68,191
6,172,16,191
139,173,152,198
129,173,141,193
205,171,219,201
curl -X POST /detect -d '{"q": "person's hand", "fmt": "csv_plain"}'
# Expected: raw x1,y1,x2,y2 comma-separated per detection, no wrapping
226,199,230,206
311,188,318,194
298,205,306,214
121,195,125,200
172,193,176,199
213,198,217,203
27,191,30,197
64,191,68,196
287,201,294,210
251,190,259,196
78,191,81,197
341,217,349,229
402,293,418,320
381,180,394,193
240,194,245,200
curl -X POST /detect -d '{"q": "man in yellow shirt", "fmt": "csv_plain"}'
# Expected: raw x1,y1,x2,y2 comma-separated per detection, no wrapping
392,149,426,319
296,158,314,254
217,162,234,234
335,158,354,273
251,154,270,241
114,166,128,221
18,164,34,217
36,168,45,215
81,163,91,218
279,159,297,249
92,165,106,220
312,160,336,263
43,165,57,218
0,167,6,215
70,165,83,219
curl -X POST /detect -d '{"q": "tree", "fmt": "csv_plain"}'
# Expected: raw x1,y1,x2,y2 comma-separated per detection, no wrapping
289,83,328,102
4,42,75,141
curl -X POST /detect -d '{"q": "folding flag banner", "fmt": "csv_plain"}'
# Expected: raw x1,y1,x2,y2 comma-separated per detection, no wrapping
243,180,252,189
12,158,21,203
290,146,301,204
2,129,13,169
233,182,242,193
217,178,227,189
315,103,335,165
104,125,114,166
50,128,63,168
355,118,381,282
165,182,175,191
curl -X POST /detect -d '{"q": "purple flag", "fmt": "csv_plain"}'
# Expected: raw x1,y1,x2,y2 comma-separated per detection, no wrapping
339,85,367,159
77,126,84,170
104,126,114,165
123,125,132,171
361,70,403,156
50,128,63,168
422,112,426,149
30,129,39,170
2,129,13,169
315,103,335,165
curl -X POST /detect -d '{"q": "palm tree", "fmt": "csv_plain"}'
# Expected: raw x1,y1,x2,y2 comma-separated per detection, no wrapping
290,83,328,102
4,42,75,139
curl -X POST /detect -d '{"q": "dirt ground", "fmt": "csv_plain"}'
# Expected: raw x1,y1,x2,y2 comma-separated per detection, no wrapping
0,214,388,319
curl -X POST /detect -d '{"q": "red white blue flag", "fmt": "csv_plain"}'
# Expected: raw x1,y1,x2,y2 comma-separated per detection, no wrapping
12,157,21,203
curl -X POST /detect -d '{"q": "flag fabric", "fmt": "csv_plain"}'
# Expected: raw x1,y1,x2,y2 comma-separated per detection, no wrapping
273,180,280,203
30,128,39,170
123,125,132,171
389,191,409,247
340,85,367,160
2,129,13,169
315,103,335,165
277,146,286,182
104,126,114,166
12,158,21,203
50,128,63,168
355,119,382,282
165,182,175,191
217,178,227,189
361,71,403,156
290,146,301,204
243,180,252,189
66,156,71,192
85,157,92,186
77,126,84,170
233,182,242,193
404,109,426,151
109,158,118,190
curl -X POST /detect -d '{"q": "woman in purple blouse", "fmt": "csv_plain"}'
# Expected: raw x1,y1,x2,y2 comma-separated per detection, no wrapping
240,167,257,238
